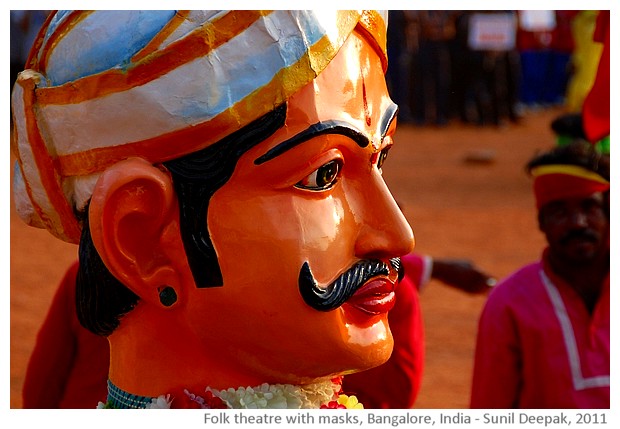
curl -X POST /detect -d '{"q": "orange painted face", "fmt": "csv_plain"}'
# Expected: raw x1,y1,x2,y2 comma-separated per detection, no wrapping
183,32,414,383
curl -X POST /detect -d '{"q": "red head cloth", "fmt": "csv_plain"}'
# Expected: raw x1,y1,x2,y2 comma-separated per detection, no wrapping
532,164,610,210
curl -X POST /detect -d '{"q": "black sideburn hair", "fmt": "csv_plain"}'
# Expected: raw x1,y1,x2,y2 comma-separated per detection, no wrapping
76,104,287,335
164,104,287,288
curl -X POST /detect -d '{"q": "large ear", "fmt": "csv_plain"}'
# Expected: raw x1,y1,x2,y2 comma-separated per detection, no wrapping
88,157,188,305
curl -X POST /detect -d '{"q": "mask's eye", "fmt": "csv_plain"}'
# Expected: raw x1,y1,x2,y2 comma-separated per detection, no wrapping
295,160,342,191
374,147,390,173
377,148,389,169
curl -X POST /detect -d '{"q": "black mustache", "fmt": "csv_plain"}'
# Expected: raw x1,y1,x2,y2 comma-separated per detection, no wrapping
298,258,402,312
559,228,599,245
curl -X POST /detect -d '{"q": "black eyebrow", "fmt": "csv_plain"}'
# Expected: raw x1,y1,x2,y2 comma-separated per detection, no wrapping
254,102,399,165
254,120,369,165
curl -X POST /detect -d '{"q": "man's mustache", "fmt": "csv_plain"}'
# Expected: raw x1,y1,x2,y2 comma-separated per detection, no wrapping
559,228,600,246
298,258,403,312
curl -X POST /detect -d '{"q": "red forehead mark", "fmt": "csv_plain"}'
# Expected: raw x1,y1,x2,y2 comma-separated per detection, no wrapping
362,70,371,127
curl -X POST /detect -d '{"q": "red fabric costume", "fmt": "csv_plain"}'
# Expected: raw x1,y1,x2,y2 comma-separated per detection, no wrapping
582,10,610,143
22,262,109,408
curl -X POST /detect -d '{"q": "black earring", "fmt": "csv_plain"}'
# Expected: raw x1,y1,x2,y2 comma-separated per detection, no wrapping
159,286,177,307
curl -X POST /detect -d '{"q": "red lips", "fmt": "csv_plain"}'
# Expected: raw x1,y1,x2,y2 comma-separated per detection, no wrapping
346,278,396,315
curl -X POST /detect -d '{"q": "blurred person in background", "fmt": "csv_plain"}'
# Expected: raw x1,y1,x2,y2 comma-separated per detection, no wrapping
552,10,609,156
545,11,579,106
471,141,609,408
516,10,578,109
450,10,491,126
515,10,556,109
384,10,416,124
580,10,609,147
564,11,604,113
411,11,457,126
450,11,521,127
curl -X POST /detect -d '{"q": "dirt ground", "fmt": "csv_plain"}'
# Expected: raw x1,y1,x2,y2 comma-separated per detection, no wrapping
9,106,563,409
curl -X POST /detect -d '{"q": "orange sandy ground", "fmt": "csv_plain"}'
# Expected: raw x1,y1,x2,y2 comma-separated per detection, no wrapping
10,107,562,409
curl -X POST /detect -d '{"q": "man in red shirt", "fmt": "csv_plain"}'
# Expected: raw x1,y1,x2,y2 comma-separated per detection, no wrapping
471,141,609,408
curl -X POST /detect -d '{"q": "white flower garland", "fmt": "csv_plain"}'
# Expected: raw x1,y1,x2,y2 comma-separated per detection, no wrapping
141,379,342,409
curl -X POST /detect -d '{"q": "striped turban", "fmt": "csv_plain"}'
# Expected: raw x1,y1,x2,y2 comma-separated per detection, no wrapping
11,10,388,243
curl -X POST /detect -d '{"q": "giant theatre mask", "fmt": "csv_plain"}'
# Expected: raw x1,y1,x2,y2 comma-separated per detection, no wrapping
12,10,414,399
